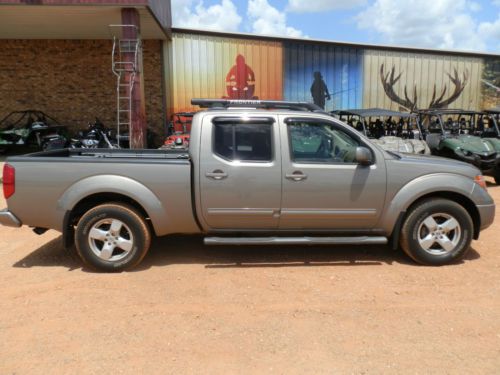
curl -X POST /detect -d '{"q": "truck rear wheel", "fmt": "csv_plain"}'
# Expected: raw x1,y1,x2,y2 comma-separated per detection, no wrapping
400,198,473,266
75,203,151,272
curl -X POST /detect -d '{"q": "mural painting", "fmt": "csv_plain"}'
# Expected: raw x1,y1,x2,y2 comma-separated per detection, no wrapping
379,64,469,111
363,50,483,111
170,33,283,113
284,42,363,111
223,54,258,100
166,33,497,119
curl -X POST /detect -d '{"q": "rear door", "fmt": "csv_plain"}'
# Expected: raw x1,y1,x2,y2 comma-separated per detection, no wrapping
279,116,387,230
199,115,282,229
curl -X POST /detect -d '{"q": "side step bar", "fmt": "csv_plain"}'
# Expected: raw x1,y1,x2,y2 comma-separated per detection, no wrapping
204,236,388,246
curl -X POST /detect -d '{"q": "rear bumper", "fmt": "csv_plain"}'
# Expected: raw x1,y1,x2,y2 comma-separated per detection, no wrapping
477,204,496,231
0,209,22,228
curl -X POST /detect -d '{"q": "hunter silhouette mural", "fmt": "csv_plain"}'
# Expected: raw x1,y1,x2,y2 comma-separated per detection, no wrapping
223,54,258,100
283,42,363,111
310,71,331,109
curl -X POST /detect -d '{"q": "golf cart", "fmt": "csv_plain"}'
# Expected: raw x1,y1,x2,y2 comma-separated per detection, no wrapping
419,109,500,183
481,108,500,140
332,108,430,154
0,110,68,154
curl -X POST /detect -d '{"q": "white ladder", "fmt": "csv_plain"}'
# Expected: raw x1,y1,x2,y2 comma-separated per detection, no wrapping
110,25,142,147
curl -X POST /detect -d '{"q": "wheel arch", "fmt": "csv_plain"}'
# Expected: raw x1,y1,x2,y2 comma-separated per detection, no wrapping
58,175,169,248
383,174,481,241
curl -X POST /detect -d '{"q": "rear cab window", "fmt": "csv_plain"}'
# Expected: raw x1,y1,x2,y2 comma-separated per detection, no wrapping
212,118,274,162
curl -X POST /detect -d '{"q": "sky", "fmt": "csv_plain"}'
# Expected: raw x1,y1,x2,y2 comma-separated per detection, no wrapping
171,0,500,53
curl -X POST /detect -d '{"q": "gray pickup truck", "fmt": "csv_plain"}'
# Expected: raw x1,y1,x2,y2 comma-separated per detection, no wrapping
0,100,496,272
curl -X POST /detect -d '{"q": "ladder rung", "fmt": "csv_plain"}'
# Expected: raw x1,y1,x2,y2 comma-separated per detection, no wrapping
119,110,130,112
119,97,131,100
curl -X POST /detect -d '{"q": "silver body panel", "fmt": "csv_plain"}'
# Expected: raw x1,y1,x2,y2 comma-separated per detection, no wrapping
1,109,496,238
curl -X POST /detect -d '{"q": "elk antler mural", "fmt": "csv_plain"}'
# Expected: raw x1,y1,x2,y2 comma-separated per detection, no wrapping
380,64,469,111
380,64,418,111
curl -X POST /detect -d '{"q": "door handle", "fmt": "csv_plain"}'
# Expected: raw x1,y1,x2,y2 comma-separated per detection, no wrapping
285,171,307,181
206,170,228,180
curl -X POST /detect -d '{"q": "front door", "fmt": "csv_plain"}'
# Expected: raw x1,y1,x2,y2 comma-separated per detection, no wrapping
280,116,387,230
199,115,282,230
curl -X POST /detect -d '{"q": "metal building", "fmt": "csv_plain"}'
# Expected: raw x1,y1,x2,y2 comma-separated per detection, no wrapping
0,1,499,148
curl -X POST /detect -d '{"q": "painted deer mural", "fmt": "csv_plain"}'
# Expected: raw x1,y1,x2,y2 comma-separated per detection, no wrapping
380,64,469,111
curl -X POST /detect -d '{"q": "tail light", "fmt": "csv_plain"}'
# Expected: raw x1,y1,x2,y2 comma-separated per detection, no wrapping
3,164,15,199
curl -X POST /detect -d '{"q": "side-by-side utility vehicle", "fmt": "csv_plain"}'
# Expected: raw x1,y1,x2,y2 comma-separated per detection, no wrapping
420,109,500,184
0,100,495,272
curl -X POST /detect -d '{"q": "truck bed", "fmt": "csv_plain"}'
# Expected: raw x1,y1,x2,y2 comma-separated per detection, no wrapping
5,148,200,236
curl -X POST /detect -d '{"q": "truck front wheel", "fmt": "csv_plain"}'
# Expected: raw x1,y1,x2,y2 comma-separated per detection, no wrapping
400,198,473,266
75,203,151,272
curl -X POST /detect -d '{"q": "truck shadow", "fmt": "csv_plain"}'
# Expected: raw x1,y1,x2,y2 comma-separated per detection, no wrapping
12,235,481,271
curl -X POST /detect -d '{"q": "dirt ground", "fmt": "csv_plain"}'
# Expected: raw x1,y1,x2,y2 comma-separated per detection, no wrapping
0,161,499,374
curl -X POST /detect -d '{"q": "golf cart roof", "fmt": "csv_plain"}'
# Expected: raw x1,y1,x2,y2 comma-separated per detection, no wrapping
484,107,500,114
332,108,416,118
417,109,483,116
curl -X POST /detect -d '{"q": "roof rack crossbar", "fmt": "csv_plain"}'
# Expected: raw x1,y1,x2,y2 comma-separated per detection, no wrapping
191,99,327,113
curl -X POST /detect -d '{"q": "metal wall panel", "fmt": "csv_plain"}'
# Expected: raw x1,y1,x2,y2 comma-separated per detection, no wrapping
482,57,500,109
171,32,283,113
363,50,483,111
284,42,363,111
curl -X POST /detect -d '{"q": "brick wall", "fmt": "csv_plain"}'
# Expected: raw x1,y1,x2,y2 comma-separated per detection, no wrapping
0,39,165,137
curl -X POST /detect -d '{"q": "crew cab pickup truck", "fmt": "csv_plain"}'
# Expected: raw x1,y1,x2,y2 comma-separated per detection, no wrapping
0,100,496,272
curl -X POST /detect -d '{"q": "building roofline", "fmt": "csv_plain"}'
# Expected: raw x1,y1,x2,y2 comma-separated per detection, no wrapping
171,27,500,59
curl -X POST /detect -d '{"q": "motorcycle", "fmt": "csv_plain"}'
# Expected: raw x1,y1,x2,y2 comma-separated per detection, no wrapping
44,118,118,150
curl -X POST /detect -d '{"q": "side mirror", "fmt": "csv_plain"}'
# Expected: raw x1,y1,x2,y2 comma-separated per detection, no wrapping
355,146,373,166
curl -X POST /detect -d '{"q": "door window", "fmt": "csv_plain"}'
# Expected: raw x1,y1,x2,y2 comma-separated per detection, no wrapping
213,122,273,162
287,121,360,164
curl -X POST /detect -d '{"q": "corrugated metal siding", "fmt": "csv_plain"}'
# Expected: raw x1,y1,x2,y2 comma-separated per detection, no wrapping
481,57,500,109
284,42,363,111
171,32,283,113
363,50,483,111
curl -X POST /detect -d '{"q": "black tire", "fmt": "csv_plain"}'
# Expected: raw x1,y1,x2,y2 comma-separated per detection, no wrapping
400,198,473,266
75,203,151,272
494,167,500,185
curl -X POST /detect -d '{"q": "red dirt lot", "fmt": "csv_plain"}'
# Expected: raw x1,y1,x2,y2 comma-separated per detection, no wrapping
0,166,499,374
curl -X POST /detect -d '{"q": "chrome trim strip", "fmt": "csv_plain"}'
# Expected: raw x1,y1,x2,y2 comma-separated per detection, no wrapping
207,209,276,217
204,236,388,246
280,209,377,219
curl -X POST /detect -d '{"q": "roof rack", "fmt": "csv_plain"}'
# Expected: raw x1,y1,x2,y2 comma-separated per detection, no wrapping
191,99,326,113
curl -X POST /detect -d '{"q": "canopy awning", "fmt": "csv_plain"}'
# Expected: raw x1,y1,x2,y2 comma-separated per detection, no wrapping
0,4,169,39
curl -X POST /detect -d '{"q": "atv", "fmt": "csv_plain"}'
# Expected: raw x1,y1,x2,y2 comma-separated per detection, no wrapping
161,112,194,150
419,109,500,184
0,110,68,154
332,108,431,155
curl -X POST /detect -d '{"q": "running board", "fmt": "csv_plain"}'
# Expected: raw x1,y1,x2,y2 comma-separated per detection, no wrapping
204,236,388,246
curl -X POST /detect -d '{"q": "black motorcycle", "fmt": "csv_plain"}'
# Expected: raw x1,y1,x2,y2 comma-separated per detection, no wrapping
45,118,118,150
